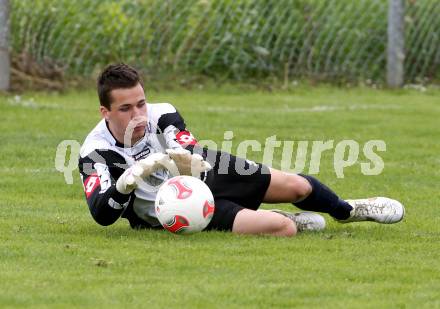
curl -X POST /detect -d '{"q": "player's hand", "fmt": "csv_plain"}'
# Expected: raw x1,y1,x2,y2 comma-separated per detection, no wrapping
134,153,178,178
116,153,178,194
166,148,212,177
116,166,139,194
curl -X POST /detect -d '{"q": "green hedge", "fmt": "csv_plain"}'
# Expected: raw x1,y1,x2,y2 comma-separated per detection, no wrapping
10,0,440,83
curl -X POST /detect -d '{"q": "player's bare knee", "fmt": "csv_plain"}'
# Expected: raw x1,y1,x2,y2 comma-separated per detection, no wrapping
277,217,297,237
288,175,312,202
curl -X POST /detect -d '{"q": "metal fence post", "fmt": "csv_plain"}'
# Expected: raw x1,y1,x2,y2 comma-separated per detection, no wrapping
0,0,10,91
387,0,405,88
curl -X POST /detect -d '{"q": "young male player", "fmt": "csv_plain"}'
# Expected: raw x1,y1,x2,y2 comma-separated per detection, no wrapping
78,63,405,236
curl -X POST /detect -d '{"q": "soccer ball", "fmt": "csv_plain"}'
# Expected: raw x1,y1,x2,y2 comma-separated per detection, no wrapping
155,176,215,234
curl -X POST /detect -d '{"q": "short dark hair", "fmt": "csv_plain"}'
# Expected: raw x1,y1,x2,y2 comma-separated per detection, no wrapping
97,63,144,109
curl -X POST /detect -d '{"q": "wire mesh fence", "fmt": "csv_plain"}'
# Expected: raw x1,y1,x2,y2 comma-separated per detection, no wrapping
9,0,440,84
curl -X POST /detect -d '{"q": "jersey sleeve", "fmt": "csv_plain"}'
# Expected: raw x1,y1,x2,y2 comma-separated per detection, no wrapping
78,149,133,226
155,103,199,150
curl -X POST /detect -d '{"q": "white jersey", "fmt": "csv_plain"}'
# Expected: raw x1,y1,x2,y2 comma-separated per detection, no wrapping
79,103,198,228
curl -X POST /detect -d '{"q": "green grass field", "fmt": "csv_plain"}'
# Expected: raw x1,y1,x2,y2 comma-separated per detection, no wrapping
1,86,439,308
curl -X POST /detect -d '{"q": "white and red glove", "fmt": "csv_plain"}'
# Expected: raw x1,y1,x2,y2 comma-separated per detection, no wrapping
166,148,212,177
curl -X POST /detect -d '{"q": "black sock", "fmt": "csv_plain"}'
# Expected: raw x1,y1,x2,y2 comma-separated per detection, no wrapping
294,174,352,220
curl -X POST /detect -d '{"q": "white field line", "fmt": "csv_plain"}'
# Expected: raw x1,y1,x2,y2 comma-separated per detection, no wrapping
202,104,402,114
4,96,87,110
5,96,61,109
1,167,60,174
3,96,405,113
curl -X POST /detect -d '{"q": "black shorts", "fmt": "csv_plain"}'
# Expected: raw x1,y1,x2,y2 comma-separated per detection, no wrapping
198,149,272,231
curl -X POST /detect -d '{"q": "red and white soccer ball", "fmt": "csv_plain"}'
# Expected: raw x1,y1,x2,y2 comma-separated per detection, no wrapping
155,176,215,234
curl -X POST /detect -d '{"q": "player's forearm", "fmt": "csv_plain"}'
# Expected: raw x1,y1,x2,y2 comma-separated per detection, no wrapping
87,185,132,226
79,149,132,226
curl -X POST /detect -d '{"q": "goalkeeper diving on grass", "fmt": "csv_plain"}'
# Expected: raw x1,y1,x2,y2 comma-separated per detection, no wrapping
78,64,405,236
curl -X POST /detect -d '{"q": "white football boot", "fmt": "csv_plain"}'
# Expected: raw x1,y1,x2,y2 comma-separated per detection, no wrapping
338,197,405,224
271,210,326,232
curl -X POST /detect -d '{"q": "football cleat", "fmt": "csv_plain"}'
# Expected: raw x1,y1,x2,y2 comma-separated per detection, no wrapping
271,210,326,232
337,197,405,224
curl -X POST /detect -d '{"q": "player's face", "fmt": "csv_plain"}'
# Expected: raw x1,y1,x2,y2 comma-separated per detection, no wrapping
100,83,147,146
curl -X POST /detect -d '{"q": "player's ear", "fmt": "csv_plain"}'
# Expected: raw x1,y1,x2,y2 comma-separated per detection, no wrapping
100,105,110,120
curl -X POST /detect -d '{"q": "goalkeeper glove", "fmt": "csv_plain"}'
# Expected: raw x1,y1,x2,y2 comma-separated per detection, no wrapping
166,148,212,177
116,153,177,194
